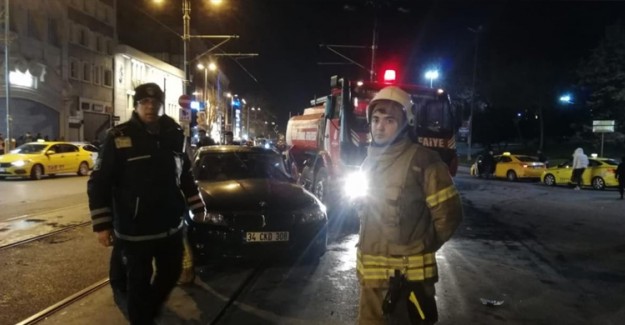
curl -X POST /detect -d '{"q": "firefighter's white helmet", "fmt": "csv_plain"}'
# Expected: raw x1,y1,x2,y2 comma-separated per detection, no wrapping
366,86,415,126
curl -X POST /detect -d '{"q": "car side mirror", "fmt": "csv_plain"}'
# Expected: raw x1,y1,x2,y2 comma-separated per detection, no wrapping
46,150,56,155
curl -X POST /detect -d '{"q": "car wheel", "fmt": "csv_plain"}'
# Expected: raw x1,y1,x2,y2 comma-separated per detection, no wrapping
30,164,44,180
299,166,313,191
544,174,556,186
304,226,327,262
77,161,90,176
591,177,605,190
314,167,328,204
506,170,517,181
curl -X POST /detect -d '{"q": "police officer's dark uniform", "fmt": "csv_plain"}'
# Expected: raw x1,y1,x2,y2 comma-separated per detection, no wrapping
88,83,206,324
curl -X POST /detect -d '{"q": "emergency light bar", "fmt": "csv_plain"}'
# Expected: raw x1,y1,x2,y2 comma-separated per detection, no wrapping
383,69,396,83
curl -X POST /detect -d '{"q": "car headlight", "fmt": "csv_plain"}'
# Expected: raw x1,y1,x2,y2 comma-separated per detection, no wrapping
343,171,368,199
295,204,326,223
190,211,227,226
11,160,30,167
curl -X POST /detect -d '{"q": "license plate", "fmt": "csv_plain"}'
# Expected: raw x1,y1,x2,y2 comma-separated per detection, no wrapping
245,231,289,242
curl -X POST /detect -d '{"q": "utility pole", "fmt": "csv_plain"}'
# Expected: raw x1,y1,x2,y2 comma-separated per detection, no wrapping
2,0,11,149
180,0,238,94
467,26,482,161
370,17,377,81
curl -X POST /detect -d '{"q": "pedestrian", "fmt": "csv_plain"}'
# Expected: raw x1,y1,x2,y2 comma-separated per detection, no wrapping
571,147,589,190
197,129,216,147
616,156,625,200
87,83,206,324
224,131,234,145
357,86,463,324
479,148,496,178
0,133,4,155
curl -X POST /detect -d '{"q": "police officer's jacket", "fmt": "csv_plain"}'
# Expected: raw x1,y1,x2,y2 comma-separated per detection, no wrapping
88,112,205,241
357,137,463,287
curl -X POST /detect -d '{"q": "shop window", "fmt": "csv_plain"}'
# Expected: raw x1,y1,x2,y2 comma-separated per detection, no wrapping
81,102,91,111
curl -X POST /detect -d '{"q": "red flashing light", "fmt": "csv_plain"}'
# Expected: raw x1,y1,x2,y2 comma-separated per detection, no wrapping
383,69,396,83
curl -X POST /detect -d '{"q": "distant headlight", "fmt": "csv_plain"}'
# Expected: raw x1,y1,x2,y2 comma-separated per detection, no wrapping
343,171,368,199
191,211,227,226
295,204,326,223
11,160,30,167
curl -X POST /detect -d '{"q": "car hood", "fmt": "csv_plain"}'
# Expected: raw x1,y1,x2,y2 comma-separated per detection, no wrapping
197,178,318,212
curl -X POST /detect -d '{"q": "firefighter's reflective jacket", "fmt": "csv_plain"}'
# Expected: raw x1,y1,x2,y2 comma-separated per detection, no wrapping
87,113,205,241
357,138,463,287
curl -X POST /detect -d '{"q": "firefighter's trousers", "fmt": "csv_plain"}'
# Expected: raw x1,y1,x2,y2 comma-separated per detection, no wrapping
358,280,438,325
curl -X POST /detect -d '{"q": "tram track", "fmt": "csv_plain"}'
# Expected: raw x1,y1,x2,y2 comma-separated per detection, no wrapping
0,221,92,251
16,263,268,324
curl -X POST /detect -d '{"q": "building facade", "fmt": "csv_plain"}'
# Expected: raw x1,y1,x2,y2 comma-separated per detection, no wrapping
114,45,184,125
0,0,116,145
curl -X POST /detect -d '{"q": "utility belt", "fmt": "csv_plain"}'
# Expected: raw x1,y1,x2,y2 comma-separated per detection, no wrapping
114,221,184,242
382,270,438,325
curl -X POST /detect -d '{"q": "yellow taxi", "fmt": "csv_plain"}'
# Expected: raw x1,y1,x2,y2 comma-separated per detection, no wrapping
471,152,546,181
541,156,619,190
0,141,94,180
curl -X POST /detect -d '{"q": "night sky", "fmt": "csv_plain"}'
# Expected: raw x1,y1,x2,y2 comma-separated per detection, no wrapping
120,0,625,129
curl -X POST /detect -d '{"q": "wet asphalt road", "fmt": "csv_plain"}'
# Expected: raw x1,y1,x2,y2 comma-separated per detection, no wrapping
1,171,625,324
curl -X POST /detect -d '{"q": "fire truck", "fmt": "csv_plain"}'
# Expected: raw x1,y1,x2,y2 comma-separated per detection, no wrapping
285,72,459,213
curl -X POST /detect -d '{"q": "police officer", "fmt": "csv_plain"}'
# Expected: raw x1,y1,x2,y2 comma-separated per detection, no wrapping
88,83,206,324
357,86,463,324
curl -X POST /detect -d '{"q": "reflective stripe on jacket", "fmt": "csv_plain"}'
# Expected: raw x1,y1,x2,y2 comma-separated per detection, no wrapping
357,251,438,282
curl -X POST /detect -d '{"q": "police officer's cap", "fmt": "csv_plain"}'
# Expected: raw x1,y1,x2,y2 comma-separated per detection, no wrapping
133,83,165,106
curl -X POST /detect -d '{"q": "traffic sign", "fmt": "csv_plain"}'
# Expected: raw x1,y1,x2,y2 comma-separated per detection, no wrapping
592,120,615,133
178,94,193,109
179,108,191,123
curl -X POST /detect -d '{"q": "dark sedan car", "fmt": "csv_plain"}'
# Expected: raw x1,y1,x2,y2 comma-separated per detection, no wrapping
187,145,328,264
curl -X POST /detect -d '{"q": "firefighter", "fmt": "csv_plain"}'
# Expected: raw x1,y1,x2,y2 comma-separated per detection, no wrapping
357,86,463,324
88,83,206,324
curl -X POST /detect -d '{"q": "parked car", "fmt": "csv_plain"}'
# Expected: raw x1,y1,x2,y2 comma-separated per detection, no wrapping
470,152,546,181
187,145,328,263
541,157,619,190
72,142,99,163
0,141,93,180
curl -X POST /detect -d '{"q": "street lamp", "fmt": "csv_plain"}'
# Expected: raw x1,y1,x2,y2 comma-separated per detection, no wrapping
559,94,574,104
424,70,439,88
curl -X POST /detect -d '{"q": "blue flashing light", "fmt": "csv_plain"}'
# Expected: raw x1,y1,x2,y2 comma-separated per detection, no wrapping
190,101,200,110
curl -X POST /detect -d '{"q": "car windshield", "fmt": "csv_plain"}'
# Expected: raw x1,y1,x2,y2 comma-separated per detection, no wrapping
196,151,291,182
515,156,539,162
11,144,48,154
599,159,618,166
